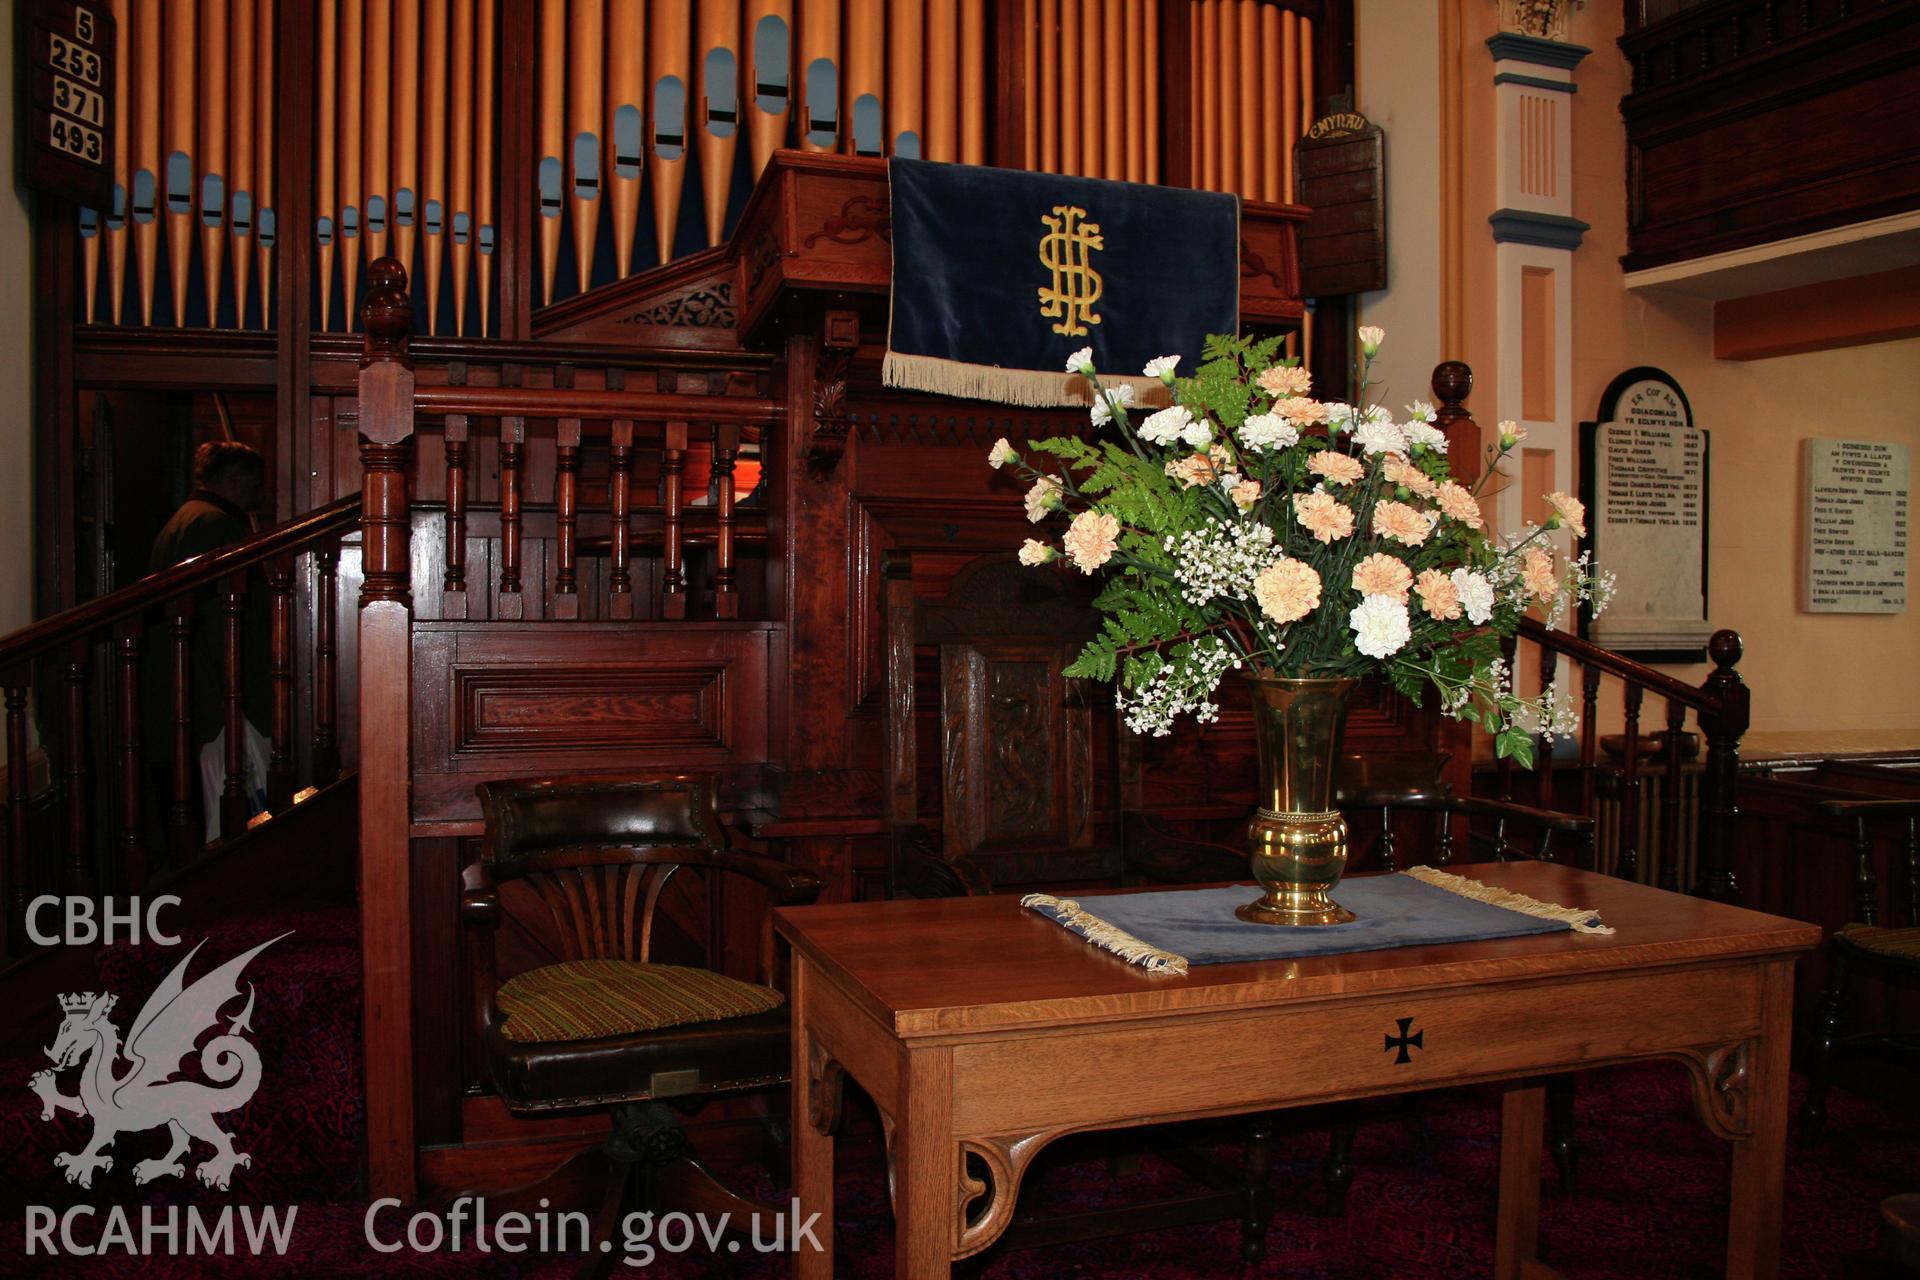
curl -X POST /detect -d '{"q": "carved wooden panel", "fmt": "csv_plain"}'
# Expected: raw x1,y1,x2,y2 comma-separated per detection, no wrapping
938,639,1090,862
410,620,775,824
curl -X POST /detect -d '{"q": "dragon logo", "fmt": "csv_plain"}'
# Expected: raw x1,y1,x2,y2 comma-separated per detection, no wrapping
29,934,286,1191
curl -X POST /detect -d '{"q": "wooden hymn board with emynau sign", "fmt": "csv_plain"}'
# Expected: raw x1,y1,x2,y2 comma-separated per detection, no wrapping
19,0,116,209
1579,368,1712,663
1293,102,1385,297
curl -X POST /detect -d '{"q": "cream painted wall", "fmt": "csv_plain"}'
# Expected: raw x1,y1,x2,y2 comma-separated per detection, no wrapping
1353,0,1445,409
0,12,34,643
1563,4,1920,750
1361,0,1918,750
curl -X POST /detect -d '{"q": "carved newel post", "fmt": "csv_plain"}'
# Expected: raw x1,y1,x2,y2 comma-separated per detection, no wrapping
1696,631,1749,904
357,257,417,1201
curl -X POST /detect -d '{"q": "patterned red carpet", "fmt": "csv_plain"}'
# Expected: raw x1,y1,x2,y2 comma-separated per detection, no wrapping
0,910,1910,1277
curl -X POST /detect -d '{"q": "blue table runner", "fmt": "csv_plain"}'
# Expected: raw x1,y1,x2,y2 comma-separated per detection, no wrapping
1022,866,1613,975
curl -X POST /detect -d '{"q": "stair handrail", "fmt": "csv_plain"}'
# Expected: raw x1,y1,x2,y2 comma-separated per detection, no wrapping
0,494,363,671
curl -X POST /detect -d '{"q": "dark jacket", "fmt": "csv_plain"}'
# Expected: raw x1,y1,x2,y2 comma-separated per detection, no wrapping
142,492,273,760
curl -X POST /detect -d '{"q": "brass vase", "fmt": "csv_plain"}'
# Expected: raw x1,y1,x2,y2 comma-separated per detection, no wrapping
1236,675,1360,927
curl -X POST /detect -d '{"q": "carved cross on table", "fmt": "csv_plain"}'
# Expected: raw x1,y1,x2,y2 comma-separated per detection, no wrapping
1384,1017,1424,1065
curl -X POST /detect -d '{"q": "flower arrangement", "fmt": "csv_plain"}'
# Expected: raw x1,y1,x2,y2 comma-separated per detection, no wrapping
991,330,1611,762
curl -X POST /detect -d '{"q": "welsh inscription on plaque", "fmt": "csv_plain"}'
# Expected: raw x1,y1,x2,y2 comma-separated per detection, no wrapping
1802,439,1908,614
1587,375,1710,653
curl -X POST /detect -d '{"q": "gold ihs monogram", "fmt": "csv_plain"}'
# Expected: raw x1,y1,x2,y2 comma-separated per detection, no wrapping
1037,206,1105,337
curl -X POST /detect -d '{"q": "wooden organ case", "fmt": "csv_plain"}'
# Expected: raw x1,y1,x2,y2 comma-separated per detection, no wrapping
35,1,1388,1198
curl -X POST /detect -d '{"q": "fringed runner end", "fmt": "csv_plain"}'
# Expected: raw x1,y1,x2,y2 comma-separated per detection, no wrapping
1402,865,1616,935
882,351,1169,411
1020,893,1191,975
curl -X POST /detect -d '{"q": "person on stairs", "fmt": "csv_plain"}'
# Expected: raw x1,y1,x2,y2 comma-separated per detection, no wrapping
143,441,275,847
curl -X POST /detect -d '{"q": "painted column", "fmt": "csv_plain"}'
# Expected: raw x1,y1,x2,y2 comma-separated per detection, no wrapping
1486,31,1588,547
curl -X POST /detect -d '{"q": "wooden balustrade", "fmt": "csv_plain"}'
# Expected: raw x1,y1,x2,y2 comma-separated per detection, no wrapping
1430,363,1751,903
0,493,360,955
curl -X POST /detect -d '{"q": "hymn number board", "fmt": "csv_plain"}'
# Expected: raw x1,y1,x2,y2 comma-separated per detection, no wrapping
22,0,116,209
1579,369,1712,661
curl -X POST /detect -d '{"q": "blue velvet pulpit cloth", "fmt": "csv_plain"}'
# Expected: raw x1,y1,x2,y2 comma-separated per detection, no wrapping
883,157,1240,406
1022,869,1613,975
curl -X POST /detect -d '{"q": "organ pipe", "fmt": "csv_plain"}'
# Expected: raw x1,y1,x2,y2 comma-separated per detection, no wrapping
82,1,1317,329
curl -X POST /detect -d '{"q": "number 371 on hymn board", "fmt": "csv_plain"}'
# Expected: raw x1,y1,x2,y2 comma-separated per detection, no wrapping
21,0,117,208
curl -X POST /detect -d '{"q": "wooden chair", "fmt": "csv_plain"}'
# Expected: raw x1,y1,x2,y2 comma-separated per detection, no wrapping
881,551,1120,897
1800,795,1920,1140
465,772,820,1272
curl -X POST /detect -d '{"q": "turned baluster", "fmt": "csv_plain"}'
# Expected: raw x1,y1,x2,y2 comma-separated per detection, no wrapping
113,621,147,893
1851,818,1879,926
1378,807,1397,872
497,416,525,620
61,639,91,893
1579,661,1600,815
714,423,740,619
1661,699,1686,891
1696,631,1749,903
608,419,635,620
1496,633,1518,801
313,539,341,786
220,569,250,840
266,555,295,811
1537,644,1558,809
1618,683,1644,883
553,417,582,619
661,420,689,619
1903,818,1918,928
442,413,470,619
6,672,31,944
1434,811,1455,865
166,597,197,862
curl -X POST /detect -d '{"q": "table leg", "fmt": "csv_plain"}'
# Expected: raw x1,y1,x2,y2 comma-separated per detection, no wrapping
894,1047,956,1279
792,961,835,1280
1494,1080,1546,1280
1727,964,1793,1280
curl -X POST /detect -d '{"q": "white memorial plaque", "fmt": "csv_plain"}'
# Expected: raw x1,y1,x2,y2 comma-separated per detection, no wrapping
1587,376,1711,653
1802,438,1909,614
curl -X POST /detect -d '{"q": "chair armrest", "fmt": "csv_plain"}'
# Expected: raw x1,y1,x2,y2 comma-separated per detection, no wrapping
703,848,823,906
460,861,502,927
1344,788,1595,834
887,823,993,898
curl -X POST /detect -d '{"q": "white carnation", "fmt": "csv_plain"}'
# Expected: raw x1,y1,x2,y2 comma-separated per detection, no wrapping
987,438,1016,469
1139,405,1196,446
1351,418,1409,456
1143,355,1181,380
1089,382,1135,427
1349,594,1411,659
1325,402,1358,432
1238,412,1300,452
1406,399,1437,423
1017,539,1055,566
1181,415,1213,448
1404,420,1448,454
1451,568,1495,625
1065,346,1095,374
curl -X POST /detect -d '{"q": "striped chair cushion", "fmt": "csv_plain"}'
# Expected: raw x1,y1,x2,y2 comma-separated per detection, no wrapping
1838,923,1920,962
496,960,785,1044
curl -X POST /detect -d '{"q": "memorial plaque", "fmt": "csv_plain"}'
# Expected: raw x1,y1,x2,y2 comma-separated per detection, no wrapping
1580,370,1711,659
1802,438,1909,614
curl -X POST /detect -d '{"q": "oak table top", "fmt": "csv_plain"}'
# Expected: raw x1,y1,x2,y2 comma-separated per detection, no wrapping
776,863,1820,1278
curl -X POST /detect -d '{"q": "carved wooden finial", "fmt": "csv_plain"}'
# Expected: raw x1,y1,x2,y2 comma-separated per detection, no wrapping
1708,629,1743,670
362,257,413,361
1431,360,1474,414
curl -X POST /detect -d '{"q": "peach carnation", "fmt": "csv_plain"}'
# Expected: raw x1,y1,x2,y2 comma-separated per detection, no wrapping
1415,568,1462,619
1278,397,1330,425
1062,510,1120,574
1351,553,1412,603
1254,557,1322,624
1257,365,1313,397
1382,453,1438,498
1293,491,1355,543
1521,546,1558,601
1371,499,1432,547
1230,478,1263,511
1308,452,1365,486
1546,490,1587,537
1434,481,1483,529
1165,445,1231,489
